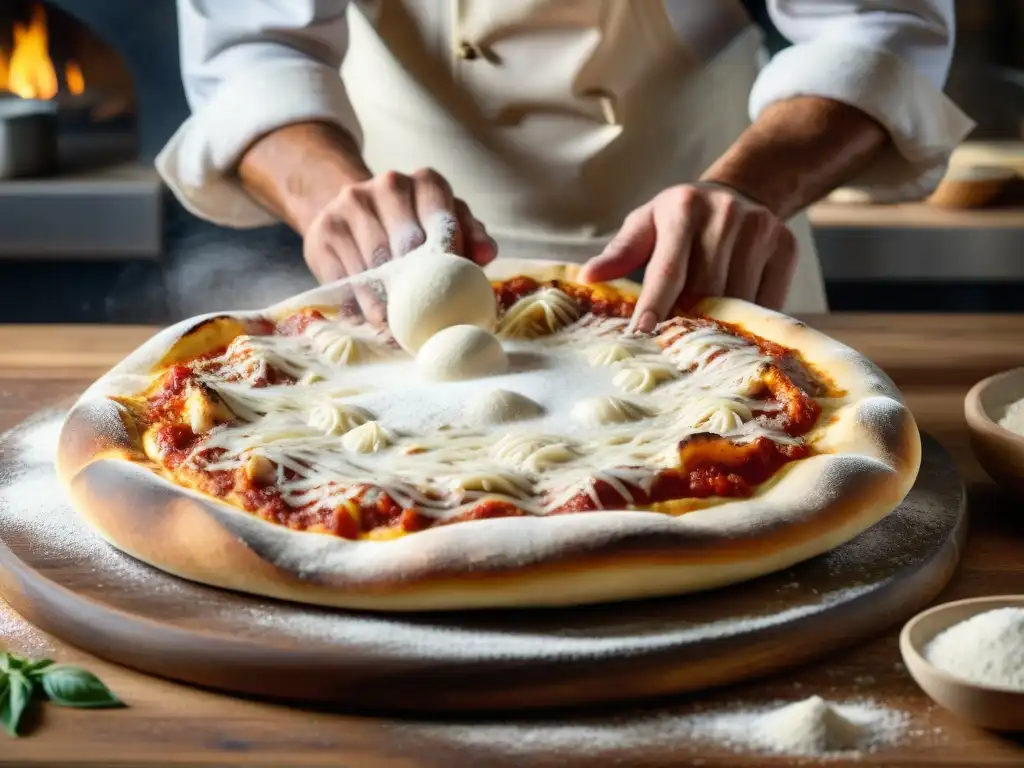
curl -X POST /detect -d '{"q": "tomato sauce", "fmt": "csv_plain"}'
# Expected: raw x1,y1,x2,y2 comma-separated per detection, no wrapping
137,277,827,540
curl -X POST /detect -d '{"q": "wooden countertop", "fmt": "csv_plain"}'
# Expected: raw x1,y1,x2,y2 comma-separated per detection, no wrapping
808,201,1024,229
2,318,1023,767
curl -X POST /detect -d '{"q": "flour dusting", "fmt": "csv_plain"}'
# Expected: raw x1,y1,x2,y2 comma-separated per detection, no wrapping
0,412,877,661
0,599,53,657
397,696,910,760
0,410,952,761
0,410,959,666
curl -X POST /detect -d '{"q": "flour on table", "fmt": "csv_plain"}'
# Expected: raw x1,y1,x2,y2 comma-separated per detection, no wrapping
923,607,1024,691
0,599,53,657
396,696,910,760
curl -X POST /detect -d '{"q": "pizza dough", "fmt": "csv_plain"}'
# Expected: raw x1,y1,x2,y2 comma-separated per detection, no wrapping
56,258,922,612
386,252,497,353
465,389,545,425
416,325,508,381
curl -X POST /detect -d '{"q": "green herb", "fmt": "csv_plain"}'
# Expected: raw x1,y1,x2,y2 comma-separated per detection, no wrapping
0,651,124,736
40,665,123,709
0,671,33,737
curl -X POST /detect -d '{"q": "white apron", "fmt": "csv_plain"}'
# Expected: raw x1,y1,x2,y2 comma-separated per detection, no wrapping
341,0,828,313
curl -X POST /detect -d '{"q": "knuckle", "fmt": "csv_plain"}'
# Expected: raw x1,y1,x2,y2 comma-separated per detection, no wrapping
377,170,409,192
655,258,683,283
334,185,368,212
671,185,699,208
369,245,391,268
413,166,451,192
323,211,351,236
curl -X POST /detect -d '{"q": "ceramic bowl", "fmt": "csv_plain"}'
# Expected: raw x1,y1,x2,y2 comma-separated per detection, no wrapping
964,368,1024,496
900,595,1024,731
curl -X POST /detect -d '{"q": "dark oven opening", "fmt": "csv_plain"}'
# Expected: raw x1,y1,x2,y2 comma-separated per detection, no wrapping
0,0,137,172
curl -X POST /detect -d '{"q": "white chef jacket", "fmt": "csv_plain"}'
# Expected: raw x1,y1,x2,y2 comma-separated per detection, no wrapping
157,0,974,313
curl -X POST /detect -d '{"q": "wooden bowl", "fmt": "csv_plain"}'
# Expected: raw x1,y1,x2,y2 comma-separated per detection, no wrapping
928,165,1016,209
964,368,1024,496
901,595,1024,731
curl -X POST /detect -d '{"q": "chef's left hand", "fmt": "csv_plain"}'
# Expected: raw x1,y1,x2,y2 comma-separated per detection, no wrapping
578,183,798,334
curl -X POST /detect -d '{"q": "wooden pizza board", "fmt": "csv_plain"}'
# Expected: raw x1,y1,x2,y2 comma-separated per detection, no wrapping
0,408,967,713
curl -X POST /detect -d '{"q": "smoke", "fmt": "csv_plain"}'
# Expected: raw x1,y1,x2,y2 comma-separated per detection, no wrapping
162,210,315,320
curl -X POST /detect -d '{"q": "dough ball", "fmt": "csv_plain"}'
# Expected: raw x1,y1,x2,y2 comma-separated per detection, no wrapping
465,389,544,425
386,252,497,353
416,325,508,381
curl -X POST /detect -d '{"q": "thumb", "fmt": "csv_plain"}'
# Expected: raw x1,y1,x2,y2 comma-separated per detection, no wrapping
578,208,656,284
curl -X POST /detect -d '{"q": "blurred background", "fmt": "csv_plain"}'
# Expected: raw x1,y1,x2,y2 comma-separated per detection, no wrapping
0,0,1022,323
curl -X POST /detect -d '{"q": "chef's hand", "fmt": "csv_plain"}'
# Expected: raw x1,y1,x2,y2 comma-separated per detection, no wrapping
578,183,798,333
302,167,497,320
303,168,496,281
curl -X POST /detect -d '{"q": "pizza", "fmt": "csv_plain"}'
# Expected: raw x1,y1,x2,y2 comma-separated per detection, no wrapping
56,256,921,611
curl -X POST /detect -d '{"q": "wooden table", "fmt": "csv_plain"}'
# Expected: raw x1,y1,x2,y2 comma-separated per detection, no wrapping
1,318,1023,767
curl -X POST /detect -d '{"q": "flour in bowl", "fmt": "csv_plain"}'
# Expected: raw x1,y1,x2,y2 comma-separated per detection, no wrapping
923,607,1024,691
997,399,1024,435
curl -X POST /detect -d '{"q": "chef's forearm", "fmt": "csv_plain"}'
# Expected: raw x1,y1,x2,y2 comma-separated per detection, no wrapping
237,122,372,234
701,96,888,220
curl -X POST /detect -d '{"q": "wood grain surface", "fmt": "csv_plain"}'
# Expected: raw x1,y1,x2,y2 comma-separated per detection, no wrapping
0,317,1023,767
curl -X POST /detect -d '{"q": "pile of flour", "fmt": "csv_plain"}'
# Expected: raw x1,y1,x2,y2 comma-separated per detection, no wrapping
399,695,911,760
924,608,1024,691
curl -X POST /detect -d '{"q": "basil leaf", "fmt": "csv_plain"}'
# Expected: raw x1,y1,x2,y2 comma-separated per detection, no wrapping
0,671,34,737
40,665,123,709
22,659,54,678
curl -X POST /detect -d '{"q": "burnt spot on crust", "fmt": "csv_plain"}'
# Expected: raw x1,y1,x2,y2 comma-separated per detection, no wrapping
156,315,251,369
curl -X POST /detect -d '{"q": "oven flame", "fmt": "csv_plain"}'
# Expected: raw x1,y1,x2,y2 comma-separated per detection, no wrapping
0,3,85,100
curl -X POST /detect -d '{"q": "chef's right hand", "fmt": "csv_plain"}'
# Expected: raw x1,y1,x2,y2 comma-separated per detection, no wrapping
303,167,497,288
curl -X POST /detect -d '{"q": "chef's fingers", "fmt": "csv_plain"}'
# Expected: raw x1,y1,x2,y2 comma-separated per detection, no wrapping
631,201,699,334
372,171,426,258
755,226,798,310
335,186,392,270
724,216,771,302
454,198,497,266
410,168,464,255
342,206,391,326
578,208,656,284
686,195,739,298
321,214,385,323
306,232,362,320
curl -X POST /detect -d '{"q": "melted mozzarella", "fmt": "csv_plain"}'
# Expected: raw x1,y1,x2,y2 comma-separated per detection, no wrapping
181,304,799,519
497,288,581,339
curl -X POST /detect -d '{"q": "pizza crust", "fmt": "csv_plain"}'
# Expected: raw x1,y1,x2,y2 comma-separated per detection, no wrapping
57,259,921,611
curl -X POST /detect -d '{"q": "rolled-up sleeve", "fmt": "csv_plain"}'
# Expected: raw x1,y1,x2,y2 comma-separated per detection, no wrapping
156,0,359,227
750,0,975,201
